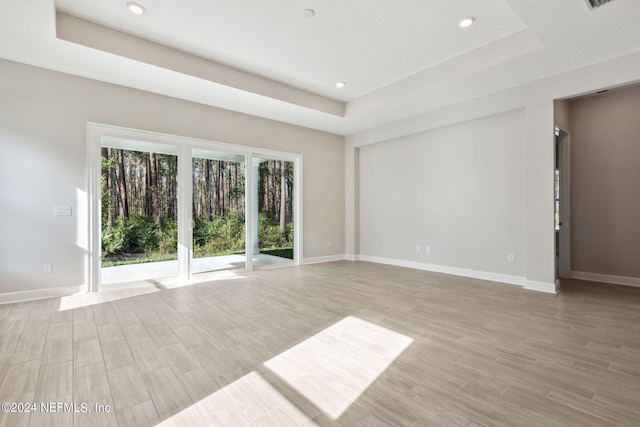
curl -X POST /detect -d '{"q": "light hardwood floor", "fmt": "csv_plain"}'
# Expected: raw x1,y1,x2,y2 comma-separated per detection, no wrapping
1,261,639,426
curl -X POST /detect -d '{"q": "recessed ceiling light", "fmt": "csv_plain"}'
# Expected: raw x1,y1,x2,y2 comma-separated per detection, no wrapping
127,2,145,15
336,81,346,88
303,8,315,18
459,16,475,28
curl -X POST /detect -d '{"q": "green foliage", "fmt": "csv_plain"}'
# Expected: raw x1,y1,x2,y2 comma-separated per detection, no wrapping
100,156,114,225
125,215,160,253
101,150,294,264
102,253,178,268
159,218,178,254
102,216,164,258
193,213,245,257
102,219,125,257
258,213,293,250
261,248,293,259
230,183,245,199
102,212,293,261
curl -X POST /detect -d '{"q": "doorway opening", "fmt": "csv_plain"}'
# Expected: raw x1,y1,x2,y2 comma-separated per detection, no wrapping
555,126,571,281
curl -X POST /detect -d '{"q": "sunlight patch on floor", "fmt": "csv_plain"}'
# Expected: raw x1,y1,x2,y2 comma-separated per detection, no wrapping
57,284,160,311
158,371,318,426
57,270,246,311
264,316,413,420
155,317,411,425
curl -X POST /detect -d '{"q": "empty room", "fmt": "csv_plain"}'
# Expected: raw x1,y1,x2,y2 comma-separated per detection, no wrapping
1,0,639,426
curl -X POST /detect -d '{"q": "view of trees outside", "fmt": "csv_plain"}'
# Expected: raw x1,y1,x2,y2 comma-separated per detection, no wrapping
191,156,246,259
101,148,178,266
256,159,295,259
101,148,294,267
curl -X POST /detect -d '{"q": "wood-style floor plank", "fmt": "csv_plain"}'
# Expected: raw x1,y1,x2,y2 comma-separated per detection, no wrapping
0,262,639,426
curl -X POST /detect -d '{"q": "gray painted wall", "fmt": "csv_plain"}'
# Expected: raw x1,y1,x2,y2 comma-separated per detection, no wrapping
359,109,526,277
0,59,345,295
569,85,640,278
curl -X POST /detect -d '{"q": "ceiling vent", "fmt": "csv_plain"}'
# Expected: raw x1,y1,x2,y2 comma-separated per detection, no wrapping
587,0,615,9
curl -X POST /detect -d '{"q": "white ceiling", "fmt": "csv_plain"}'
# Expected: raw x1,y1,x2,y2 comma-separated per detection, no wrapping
54,0,528,102
1,0,640,135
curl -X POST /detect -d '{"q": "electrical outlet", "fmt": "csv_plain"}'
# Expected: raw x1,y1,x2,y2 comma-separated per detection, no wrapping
43,263,52,274
507,253,515,263
416,245,420,253
327,241,333,248
425,246,431,254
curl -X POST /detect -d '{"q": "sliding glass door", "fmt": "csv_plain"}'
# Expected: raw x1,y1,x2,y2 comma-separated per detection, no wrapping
88,124,302,290
100,138,179,285
191,149,247,275
252,156,295,268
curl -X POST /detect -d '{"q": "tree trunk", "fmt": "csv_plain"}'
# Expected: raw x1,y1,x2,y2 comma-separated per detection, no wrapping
279,161,286,237
167,156,176,220
102,147,114,232
117,150,129,223
234,163,239,215
258,164,265,215
215,161,221,216
192,158,197,219
271,161,277,219
205,159,212,222
219,161,225,216
150,152,161,231
287,164,293,224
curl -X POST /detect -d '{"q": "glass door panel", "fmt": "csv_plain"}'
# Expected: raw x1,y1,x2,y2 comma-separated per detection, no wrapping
253,157,295,267
191,149,246,274
100,139,179,285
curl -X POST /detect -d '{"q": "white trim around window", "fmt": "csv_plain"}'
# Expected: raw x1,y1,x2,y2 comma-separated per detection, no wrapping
86,122,303,292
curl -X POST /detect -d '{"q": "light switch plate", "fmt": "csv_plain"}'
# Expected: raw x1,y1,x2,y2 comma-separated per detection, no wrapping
53,206,72,216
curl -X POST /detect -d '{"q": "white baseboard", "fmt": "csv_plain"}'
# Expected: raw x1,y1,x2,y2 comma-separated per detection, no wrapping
571,271,640,288
303,254,346,265
524,280,557,294
358,255,525,286
0,285,87,305
357,255,556,294
344,254,360,261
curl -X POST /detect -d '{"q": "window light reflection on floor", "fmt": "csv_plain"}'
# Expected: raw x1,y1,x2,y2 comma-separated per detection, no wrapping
154,317,413,424
57,271,245,311
264,316,414,420
156,370,320,426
